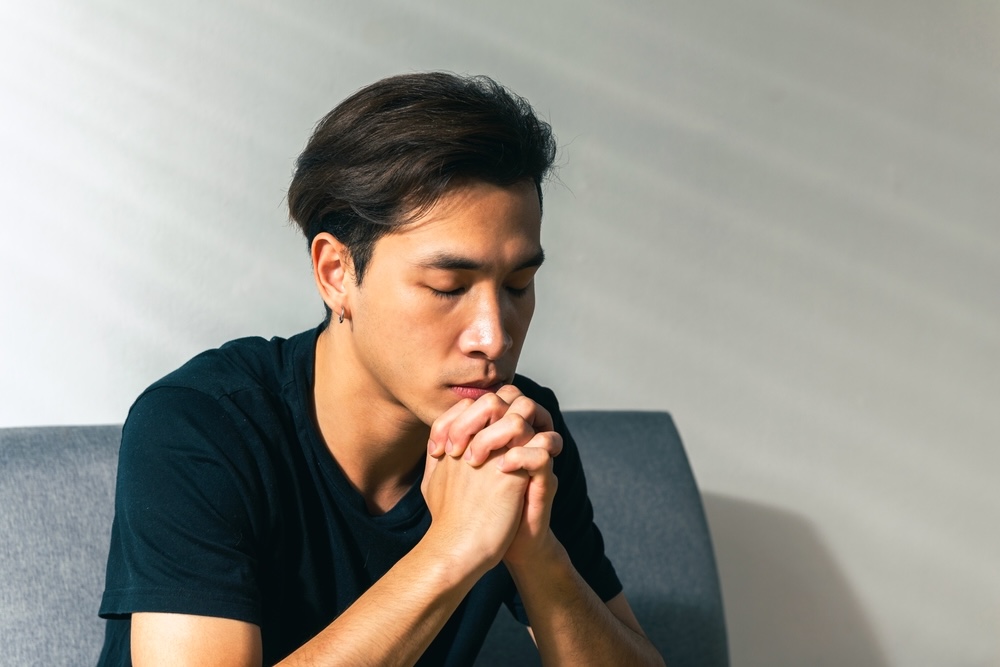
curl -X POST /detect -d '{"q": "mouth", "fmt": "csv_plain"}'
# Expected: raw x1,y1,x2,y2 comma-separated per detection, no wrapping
449,379,507,400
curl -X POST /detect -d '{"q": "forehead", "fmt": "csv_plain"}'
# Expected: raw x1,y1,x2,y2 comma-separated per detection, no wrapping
373,180,543,269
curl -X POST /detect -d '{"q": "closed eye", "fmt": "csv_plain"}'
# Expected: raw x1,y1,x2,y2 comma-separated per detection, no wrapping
430,286,467,299
505,282,533,297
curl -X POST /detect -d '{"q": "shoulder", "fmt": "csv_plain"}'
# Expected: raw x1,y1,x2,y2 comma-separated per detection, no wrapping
127,328,317,413
145,333,294,400
121,328,318,462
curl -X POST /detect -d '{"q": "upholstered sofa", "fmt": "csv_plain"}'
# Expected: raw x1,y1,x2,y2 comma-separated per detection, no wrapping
0,411,728,666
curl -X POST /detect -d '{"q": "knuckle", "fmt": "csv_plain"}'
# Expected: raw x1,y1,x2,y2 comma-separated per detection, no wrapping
450,403,483,436
485,393,511,418
467,434,490,457
501,414,534,447
514,446,550,469
506,411,530,431
430,421,446,440
529,431,561,454
447,397,475,416
497,383,522,398
433,399,471,431
468,431,504,462
511,395,536,412
481,392,504,409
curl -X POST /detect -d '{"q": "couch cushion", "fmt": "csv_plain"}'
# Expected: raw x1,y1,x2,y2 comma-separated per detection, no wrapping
1,425,121,666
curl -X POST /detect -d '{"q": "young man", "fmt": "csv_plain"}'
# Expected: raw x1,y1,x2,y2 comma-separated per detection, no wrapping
98,72,664,666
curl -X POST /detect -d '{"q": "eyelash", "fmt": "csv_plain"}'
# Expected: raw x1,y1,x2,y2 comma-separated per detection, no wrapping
506,284,531,297
430,284,531,299
431,287,466,299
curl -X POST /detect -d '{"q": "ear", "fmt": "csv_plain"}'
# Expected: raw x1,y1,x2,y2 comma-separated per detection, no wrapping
311,233,354,317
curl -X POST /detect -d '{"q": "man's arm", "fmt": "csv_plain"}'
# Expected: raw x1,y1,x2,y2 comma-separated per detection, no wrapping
501,448,665,665
278,514,506,667
129,502,661,667
512,538,666,666
132,614,262,666
131,531,486,666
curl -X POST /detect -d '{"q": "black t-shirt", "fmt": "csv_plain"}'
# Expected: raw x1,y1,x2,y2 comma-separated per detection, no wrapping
98,327,621,666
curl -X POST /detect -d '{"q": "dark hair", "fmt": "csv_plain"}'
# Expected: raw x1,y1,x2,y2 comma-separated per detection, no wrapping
287,72,557,289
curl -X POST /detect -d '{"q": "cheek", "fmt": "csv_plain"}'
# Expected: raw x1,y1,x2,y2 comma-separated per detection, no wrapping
516,292,537,325
355,284,428,333
381,292,462,350
506,296,536,344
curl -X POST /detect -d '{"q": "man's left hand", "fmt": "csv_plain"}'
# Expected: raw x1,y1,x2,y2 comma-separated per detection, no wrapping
427,386,563,564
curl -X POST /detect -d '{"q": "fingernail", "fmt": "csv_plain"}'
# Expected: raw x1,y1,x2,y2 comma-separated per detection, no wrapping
445,439,454,455
463,448,473,461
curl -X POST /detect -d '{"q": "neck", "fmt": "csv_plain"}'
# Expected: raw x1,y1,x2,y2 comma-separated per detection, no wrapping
312,326,429,514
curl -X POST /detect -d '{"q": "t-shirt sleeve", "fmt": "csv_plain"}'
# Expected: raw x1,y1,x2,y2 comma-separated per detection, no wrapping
99,386,264,625
507,378,623,623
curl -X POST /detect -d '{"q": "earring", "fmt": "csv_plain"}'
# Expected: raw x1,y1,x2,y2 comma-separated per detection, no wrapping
338,306,345,324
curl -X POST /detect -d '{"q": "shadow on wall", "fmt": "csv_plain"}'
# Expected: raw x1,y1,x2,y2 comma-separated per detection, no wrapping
702,493,888,667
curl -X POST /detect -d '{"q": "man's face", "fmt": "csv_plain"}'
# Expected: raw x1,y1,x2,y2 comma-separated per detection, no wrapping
345,179,543,426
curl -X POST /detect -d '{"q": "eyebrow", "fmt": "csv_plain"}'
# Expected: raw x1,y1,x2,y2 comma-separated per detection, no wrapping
416,247,546,272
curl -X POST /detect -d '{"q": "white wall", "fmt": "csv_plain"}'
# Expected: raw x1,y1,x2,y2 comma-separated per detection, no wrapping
1,1,997,665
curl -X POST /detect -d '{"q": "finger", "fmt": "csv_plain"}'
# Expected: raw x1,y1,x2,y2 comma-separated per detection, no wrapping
517,470,558,540
420,450,441,498
444,392,512,458
462,401,561,466
464,412,534,466
496,445,555,475
520,431,563,458
495,384,524,405
428,439,445,459
504,395,554,433
428,398,475,457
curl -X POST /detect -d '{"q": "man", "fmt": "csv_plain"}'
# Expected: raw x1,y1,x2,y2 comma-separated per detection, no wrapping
98,72,664,666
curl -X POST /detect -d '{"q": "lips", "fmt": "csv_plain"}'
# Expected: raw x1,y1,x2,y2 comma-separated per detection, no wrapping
449,380,506,400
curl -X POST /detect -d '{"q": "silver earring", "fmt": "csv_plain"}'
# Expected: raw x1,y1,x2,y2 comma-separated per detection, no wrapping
338,306,345,324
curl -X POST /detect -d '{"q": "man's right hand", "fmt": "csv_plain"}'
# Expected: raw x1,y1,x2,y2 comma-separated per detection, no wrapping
420,441,529,576
421,387,563,576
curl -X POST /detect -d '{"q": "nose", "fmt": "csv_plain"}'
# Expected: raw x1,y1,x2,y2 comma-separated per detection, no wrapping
458,293,512,360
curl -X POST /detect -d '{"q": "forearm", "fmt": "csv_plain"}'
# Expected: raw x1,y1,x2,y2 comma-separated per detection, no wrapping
507,535,665,667
279,534,482,667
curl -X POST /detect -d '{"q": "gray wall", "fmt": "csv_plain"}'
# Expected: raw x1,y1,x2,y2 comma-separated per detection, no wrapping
1,1,997,665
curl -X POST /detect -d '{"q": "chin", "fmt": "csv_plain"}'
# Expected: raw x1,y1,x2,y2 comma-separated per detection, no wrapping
410,393,456,427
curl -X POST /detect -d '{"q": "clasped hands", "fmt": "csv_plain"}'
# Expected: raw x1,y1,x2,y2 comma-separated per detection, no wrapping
421,386,563,575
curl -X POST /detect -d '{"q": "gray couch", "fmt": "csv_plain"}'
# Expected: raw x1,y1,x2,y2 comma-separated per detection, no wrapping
1,411,728,666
